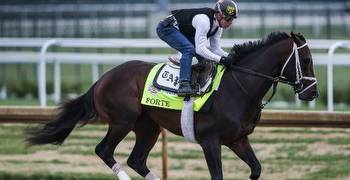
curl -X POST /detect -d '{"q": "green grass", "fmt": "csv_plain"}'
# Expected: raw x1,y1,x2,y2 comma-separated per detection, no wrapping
0,171,143,180
276,144,307,156
0,99,56,106
302,163,350,180
327,137,350,145
1,124,350,179
169,161,186,170
291,154,349,162
0,125,33,154
168,149,204,159
251,138,322,144
269,128,342,134
5,159,68,164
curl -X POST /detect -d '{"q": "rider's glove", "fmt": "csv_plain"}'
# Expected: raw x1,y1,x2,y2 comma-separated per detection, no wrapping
219,56,235,67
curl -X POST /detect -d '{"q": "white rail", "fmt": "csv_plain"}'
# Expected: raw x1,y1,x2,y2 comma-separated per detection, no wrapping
0,38,344,49
2,52,350,65
0,38,350,110
327,42,350,112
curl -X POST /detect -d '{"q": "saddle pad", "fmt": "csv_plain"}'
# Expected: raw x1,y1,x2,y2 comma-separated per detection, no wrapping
153,63,180,93
141,63,225,111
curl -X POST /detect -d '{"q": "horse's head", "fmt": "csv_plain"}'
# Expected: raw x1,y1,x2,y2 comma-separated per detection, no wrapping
280,32,319,101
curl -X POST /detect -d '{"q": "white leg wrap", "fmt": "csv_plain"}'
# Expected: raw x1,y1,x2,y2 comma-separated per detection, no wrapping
117,171,131,180
112,163,131,180
145,172,160,180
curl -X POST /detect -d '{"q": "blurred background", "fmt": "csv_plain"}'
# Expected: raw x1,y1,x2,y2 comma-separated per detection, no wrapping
0,0,349,109
1,1,350,180
1,0,350,38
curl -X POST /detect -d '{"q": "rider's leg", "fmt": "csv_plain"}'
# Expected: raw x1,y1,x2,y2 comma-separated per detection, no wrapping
156,22,198,96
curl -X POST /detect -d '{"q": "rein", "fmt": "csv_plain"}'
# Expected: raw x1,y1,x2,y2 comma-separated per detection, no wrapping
230,66,279,109
229,42,315,109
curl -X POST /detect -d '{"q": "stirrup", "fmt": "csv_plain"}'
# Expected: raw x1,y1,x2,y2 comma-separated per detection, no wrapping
177,83,200,97
177,90,198,97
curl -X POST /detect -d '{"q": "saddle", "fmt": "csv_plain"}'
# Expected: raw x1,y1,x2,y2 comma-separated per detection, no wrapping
153,56,218,96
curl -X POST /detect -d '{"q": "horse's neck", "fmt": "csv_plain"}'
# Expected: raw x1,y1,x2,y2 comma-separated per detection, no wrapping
243,39,292,75
235,39,293,103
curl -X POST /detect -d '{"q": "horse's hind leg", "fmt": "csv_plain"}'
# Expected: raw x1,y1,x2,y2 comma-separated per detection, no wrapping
95,124,133,180
127,116,161,180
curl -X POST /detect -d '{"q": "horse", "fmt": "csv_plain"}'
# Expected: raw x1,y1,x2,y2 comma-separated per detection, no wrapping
26,31,318,180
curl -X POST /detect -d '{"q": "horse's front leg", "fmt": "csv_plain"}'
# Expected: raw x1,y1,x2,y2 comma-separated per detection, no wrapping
200,137,223,180
226,136,261,180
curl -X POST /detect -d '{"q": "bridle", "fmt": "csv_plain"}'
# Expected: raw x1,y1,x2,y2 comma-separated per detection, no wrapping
229,41,317,109
279,43,317,94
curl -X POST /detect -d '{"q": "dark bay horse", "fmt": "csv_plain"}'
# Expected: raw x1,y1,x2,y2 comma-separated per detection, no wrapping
26,32,318,180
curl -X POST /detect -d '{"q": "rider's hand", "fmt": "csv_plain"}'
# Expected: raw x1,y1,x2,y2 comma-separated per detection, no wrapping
219,56,235,67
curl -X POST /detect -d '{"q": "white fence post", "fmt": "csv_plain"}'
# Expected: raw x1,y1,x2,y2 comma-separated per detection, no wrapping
92,62,99,83
327,41,350,112
1,38,350,110
53,58,61,103
39,39,58,107
0,86,7,100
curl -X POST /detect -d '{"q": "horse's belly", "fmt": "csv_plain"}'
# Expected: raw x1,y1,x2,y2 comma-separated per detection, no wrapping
143,107,183,136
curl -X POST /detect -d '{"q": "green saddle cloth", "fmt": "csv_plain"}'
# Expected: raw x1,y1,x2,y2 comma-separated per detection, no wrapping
141,63,225,111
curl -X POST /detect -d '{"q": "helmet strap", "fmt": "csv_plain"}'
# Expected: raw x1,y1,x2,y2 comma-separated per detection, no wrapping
216,2,225,16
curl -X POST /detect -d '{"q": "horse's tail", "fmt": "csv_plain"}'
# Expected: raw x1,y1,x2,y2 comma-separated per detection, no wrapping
26,83,97,146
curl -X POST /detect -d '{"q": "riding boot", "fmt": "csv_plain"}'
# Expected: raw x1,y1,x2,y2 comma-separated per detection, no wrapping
177,81,198,96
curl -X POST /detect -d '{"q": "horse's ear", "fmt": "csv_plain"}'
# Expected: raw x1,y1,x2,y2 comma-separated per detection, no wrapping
291,31,306,42
290,31,299,42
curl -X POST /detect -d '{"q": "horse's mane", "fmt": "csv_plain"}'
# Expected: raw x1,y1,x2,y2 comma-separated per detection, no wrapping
230,32,290,60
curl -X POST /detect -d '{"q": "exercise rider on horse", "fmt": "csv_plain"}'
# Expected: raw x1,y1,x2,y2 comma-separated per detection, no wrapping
157,0,238,96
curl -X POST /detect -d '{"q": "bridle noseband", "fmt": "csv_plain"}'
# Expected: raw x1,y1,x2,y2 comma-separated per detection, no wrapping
229,41,317,109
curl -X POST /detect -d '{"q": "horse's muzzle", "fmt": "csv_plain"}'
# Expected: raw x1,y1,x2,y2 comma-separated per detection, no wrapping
311,90,319,99
299,90,319,101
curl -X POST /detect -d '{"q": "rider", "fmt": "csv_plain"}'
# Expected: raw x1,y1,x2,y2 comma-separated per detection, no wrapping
156,0,238,96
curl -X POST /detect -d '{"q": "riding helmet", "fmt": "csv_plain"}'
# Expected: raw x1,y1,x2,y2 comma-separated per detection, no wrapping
214,0,239,19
